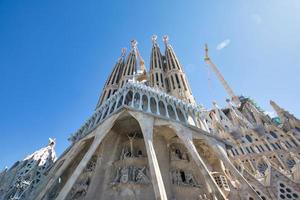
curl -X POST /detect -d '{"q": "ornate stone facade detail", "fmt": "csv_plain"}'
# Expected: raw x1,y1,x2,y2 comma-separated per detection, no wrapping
0,139,56,200
170,169,200,187
66,155,97,200
112,166,150,185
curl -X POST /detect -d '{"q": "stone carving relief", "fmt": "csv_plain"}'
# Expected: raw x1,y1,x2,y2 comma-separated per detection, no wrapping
170,146,189,161
66,155,98,200
171,169,200,187
112,166,150,185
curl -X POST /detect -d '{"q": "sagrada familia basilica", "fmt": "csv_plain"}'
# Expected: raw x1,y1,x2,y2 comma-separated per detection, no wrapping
1,35,300,200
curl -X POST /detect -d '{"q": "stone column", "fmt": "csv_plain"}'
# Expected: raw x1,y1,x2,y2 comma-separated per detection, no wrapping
55,113,120,200
130,111,168,200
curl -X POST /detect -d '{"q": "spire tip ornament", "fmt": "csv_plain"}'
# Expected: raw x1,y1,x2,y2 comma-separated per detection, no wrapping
152,35,158,45
163,35,169,45
131,39,138,49
121,48,127,57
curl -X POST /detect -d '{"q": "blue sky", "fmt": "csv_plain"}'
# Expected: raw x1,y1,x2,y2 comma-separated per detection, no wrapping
1,0,300,169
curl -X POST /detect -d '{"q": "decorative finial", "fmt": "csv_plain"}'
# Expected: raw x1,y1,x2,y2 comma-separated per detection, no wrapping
131,39,138,49
121,48,127,57
48,138,56,147
152,35,158,45
163,35,169,45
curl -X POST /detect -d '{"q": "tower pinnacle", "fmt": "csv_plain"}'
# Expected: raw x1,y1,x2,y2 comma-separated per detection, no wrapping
163,35,169,45
152,35,158,45
121,47,127,58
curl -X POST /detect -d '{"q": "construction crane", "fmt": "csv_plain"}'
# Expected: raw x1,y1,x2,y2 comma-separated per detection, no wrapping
204,44,241,106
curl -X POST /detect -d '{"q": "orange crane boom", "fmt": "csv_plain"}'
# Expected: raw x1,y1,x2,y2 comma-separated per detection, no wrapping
204,44,241,106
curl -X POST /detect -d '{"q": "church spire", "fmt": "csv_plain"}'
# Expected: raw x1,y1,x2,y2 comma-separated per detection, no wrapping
149,35,166,91
119,40,139,88
96,48,126,109
270,100,300,131
163,35,195,104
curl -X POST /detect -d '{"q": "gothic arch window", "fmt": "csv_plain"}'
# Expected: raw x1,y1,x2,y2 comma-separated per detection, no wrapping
124,91,133,106
133,93,140,109
270,131,278,139
245,135,253,143
167,105,176,120
109,101,116,114
171,75,176,89
151,74,154,86
176,108,186,123
142,95,148,112
117,95,124,109
155,73,159,85
107,89,112,100
165,78,170,92
150,97,157,114
160,73,164,87
158,101,166,116
175,74,181,88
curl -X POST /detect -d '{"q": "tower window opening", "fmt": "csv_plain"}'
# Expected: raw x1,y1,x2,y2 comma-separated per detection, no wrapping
107,73,113,86
131,59,136,75
271,143,277,150
259,145,265,151
111,68,118,84
270,131,278,138
171,59,176,69
165,78,170,92
180,75,187,91
240,148,245,154
160,73,164,87
285,141,292,148
155,73,159,85
171,76,176,90
246,147,251,154
265,144,271,151
290,139,298,146
180,171,186,182
151,74,154,86
275,142,282,149
127,59,132,75
231,149,236,156
245,135,253,143
107,90,112,100
175,74,181,88
256,146,261,153
235,149,239,155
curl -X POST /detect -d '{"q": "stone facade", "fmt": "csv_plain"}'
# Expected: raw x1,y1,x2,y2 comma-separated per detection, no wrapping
1,36,300,200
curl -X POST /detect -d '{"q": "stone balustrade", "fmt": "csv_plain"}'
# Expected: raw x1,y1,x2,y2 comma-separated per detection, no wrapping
68,82,214,143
